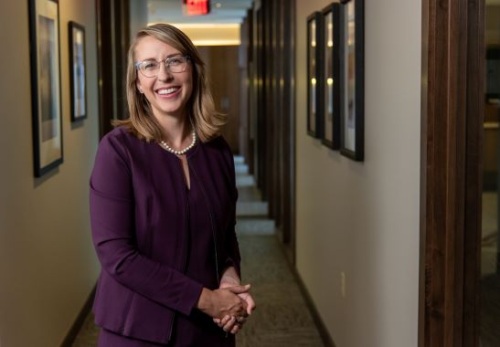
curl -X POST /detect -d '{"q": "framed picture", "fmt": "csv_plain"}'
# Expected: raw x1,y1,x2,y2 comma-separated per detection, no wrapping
339,0,364,161
307,11,324,138
321,3,341,149
69,21,87,121
28,0,63,177
486,46,500,102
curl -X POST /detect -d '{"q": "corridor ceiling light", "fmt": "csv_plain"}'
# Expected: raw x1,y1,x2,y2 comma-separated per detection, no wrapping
171,22,240,46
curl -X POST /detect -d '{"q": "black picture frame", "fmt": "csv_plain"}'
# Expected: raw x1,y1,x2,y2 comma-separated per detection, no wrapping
28,0,63,177
339,0,364,161
69,21,87,122
486,46,500,101
307,11,324,138
321,3,341,149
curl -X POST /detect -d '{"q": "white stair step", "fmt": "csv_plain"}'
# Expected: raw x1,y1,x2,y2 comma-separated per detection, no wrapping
236,218,275,235
233,155,245,164
237,201,268,216
236,175,255,187
235,164,249,174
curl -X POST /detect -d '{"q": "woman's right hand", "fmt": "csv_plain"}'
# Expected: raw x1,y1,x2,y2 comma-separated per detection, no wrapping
196,284,250,319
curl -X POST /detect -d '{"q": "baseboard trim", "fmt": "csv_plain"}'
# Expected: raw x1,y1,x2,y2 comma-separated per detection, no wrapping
60,284,96,347
276,238,337,347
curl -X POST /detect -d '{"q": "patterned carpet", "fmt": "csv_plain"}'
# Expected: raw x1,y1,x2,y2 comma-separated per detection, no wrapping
72,234,324,347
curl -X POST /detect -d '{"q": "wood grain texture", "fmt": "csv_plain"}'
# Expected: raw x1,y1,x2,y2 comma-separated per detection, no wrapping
420,0,484,346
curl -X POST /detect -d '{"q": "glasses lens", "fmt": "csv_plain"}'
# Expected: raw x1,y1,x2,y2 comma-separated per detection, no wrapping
167,56,188,73
138,61,160,77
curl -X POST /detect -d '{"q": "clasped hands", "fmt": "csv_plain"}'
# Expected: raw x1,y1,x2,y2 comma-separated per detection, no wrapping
213,282,255,335
197,283,255,335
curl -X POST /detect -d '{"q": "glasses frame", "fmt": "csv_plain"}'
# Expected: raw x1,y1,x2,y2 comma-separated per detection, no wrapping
135,54,190,78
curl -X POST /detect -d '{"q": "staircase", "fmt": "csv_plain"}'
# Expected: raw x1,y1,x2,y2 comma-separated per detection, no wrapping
233,156,275,235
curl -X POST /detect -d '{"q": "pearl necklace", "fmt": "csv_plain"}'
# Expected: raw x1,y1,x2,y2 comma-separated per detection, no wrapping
159,131,197,155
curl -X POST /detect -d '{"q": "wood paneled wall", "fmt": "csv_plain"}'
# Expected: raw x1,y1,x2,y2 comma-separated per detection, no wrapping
420,0,484,345
96,0,130,138
198,46,241,154
247,0,296,261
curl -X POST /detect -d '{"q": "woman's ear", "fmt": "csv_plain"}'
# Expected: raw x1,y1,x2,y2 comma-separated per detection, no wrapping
137,83,143,94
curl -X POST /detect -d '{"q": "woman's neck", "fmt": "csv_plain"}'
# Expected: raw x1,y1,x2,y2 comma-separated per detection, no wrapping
157,114,193,149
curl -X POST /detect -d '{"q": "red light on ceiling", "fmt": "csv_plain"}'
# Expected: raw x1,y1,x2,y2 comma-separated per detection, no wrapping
184,0,211,16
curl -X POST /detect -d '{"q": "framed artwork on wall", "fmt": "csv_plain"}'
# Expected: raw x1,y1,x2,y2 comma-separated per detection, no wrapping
486,46,500,102
307,11,324,138
321,3,341,149
339,0,364,161
69,21,87,122
28,0,63,177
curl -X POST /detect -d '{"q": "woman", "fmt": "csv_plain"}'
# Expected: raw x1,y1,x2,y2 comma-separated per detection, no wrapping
89,23,255,346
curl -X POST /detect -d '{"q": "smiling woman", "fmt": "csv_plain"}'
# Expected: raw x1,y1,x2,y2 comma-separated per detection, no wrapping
89,23,256,347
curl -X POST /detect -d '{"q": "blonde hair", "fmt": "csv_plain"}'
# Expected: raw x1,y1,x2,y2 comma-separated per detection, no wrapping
114,23,226,142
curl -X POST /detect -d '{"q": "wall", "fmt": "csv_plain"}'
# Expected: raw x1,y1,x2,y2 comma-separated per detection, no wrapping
198,46,241,154
295,1,421,346
130,0,149,40
0,0,100,346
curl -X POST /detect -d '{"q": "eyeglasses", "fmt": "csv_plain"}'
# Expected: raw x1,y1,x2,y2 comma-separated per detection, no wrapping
135,54,190,78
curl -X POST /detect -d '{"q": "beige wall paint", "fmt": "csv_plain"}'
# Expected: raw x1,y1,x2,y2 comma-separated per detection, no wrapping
486,5,500,44
0,1,100,346
130,0,149,40
296,1,421,346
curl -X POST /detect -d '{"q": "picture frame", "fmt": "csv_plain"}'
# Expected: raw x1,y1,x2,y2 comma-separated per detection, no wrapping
486,46,500,102
339,0,364,161
321,3,341,149
68,21,87,121
307,11,324,138
28,0,63,177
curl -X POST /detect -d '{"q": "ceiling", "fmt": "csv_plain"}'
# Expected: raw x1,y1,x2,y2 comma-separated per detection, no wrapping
147,0,253,25
147,0,253,45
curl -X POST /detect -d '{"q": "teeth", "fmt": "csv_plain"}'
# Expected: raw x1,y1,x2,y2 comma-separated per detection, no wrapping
157,87,178,95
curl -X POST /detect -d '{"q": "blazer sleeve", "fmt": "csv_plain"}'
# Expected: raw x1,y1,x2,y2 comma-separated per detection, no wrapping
89,133,203,316
220,139,242,277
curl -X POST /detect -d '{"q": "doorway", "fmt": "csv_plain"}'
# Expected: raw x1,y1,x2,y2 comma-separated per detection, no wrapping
480,3,500,346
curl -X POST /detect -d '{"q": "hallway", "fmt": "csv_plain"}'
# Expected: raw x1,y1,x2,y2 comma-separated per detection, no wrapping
72,157,324,347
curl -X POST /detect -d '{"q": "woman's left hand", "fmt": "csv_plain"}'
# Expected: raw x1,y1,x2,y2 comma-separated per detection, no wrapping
213,267,256,334
214,289,254,334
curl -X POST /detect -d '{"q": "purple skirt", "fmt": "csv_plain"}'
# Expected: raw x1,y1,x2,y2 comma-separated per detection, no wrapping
98,315,236,347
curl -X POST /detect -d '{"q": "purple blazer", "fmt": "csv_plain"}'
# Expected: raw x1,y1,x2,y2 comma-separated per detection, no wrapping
89,127,240,344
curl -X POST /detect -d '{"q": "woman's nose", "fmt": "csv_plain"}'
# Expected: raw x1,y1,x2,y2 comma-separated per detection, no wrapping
157,63,173,81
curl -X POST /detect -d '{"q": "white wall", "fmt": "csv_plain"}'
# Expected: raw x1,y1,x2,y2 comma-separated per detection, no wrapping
296,1,421,346
130,0,149,40
0,1,100,346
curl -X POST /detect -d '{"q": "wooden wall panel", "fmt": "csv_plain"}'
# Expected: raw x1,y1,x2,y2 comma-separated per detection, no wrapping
420,0,484,346
200,46,241,154
248,0,296,262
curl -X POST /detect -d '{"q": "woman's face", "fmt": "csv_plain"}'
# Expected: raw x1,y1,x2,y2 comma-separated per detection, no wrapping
134,36,193,121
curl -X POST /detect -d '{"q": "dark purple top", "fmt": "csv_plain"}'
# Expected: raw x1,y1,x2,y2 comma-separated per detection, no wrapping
89,127,240,345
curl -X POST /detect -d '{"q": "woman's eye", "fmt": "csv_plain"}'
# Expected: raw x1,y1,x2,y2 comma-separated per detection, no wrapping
168,58,182,66
143,62,157,70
